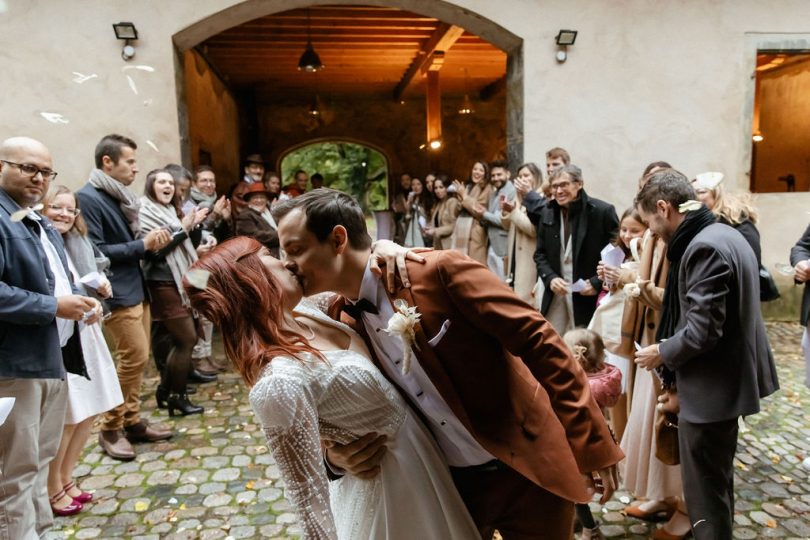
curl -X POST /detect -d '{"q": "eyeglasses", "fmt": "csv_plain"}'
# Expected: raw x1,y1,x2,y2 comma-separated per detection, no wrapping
47,204,80,217
1,160,58,180
196,178,216,184
550,180,574,191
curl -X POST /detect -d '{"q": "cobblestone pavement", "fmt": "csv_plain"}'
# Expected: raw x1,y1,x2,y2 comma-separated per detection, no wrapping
49,322,810,539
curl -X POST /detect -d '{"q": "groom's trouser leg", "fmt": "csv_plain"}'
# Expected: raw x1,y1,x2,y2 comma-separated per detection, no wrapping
451,463,574,540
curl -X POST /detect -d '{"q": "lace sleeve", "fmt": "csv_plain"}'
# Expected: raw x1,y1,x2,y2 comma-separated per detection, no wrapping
250,372,337,540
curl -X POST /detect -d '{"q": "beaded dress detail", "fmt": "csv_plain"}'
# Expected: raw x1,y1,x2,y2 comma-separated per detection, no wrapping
249,302,478,540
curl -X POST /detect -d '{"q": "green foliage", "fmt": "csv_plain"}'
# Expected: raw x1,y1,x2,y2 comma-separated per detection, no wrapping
280,142,389,212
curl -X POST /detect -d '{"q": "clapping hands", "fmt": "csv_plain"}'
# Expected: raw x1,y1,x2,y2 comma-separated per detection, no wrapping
182,206,209,232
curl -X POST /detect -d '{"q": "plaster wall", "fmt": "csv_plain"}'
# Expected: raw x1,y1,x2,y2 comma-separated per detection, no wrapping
1,0,809,317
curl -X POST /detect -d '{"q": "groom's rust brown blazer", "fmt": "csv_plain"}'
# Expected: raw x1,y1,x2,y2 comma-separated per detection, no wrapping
330,249,623,504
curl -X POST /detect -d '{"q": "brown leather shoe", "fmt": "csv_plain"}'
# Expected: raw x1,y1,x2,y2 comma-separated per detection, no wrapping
98,430,136,461
124,421,173,443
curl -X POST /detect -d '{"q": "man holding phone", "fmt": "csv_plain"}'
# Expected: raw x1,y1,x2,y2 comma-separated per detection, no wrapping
482,160,515,281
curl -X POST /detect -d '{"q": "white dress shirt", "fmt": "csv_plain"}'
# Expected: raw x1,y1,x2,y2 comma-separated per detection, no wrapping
351,263,494,467
32,215,73,346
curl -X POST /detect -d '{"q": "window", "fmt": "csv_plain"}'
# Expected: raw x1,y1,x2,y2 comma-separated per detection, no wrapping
750,52,810,192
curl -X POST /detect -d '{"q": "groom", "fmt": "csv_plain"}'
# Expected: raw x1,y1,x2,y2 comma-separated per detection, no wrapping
273,189,623,539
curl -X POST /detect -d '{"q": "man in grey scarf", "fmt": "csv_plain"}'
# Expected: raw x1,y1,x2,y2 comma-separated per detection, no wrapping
77,134,173,461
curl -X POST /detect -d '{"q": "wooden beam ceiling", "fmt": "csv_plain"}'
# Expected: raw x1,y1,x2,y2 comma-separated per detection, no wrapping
393,23,465,101
200,5,506,98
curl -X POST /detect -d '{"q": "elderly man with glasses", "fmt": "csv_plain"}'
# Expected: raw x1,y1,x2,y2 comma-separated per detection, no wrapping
529,164,619,334
0,137,102,540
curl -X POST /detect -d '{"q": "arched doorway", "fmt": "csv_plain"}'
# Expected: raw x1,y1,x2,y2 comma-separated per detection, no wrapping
173,0,524,184
279,139,390,212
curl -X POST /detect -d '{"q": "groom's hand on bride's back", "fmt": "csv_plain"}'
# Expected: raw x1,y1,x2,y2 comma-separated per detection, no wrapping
324,433,388,480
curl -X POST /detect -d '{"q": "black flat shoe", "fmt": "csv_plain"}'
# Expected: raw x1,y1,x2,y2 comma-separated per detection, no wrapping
167,393,204,417
187,368,217,384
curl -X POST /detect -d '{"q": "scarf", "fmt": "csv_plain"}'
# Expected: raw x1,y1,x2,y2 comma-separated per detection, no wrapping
656,205,716,385
258,207,278,229
63,230,109,279
138,196,198,306
189,186,217,210
88,168,141,235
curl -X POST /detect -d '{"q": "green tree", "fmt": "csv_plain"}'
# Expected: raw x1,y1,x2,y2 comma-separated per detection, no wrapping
280,142,389,212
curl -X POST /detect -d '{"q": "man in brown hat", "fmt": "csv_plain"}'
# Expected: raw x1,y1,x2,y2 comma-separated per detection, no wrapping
234,182,279,257
242,154,266,185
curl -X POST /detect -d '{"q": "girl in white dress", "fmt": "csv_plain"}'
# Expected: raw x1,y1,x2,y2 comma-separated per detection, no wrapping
184,236,478,540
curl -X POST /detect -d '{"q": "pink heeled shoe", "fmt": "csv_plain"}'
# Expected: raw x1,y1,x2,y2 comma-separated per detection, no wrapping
50,489,83,517
64,480,93,504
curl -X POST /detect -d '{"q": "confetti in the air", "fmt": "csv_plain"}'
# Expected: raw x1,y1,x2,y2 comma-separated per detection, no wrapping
126,75,138,95
72,72,98,84
121,64,155,73
40,112,69,124
146,140,160,153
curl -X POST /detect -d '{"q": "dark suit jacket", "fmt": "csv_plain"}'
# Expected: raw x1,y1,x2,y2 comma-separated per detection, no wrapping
76,184,146,309
235,208,279,257
790,222,810,326
659,223,779,423
331,250,623,504
0,188,76,378
533,190,619,326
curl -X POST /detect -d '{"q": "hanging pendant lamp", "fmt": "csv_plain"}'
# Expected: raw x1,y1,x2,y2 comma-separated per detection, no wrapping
298,10,324,73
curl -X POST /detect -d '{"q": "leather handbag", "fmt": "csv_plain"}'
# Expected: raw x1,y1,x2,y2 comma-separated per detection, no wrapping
759,265,780,302
654,410,680,465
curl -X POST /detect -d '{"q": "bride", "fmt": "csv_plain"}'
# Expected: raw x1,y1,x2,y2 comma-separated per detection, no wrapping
183,237,478,540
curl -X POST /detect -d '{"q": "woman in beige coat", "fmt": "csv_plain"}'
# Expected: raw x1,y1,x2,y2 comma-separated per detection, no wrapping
425,176,461,250
501,162,548,303
450,160,491,265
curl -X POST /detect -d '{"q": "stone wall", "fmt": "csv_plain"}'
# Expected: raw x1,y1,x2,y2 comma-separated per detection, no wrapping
255,95,505,182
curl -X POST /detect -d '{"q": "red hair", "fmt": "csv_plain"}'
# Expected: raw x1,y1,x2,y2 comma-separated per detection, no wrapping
183,236,323,386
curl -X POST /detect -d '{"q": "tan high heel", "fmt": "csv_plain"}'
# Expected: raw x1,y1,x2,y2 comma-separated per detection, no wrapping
652,509,693,540
624,500,676,522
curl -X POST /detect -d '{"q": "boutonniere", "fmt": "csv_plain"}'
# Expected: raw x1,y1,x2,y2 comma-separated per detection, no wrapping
384,299,421,375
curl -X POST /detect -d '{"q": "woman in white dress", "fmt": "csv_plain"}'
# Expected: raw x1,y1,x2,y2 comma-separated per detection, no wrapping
42,185,124,516
184,237,478,540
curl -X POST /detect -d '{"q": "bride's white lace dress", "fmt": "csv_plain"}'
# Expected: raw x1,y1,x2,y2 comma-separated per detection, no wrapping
248,303,478,540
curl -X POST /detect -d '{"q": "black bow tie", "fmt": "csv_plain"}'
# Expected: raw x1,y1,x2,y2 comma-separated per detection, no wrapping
341,298,379,320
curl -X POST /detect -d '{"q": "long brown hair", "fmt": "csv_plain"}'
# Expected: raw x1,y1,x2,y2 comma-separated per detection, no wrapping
183,237,323,386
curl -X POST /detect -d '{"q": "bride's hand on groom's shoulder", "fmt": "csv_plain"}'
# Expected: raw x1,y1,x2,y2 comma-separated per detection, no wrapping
370,240,428,292
324,433,388,480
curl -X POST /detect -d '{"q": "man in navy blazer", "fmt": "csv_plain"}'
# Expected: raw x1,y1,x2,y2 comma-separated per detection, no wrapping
0,137,100,539
77,134,172,460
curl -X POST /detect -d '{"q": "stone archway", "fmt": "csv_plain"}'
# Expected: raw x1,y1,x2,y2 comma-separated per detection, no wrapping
173,0,524,168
